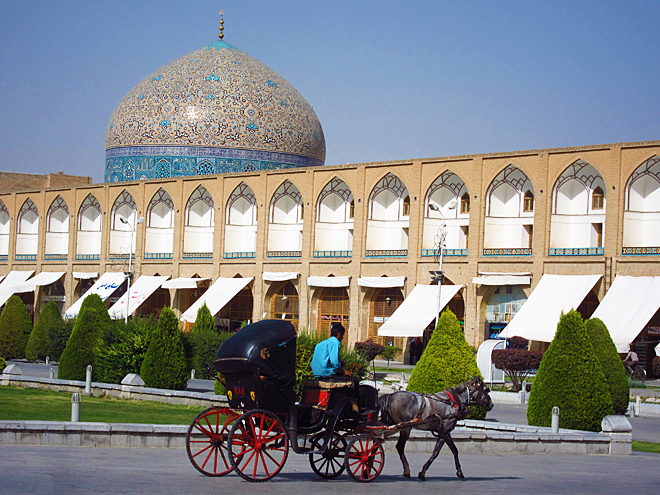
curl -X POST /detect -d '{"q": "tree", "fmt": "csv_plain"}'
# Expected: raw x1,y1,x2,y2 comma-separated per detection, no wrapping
408,310,482,392
191,303,216,333
140,307,188,390
527,310,613,431
491,348,543,392
0,295,33,360
26,302,62,361
48,318,73,361
0,356,6,372
378,345,402,369
585,318,630,415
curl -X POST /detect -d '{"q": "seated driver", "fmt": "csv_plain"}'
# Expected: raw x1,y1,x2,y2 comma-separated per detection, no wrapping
311,323,350,378
624,343,639,374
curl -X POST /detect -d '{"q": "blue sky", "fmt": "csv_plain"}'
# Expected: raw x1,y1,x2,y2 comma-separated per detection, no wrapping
1,0,658,182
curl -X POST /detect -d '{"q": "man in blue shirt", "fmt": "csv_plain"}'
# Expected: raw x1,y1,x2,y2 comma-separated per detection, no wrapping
311,323,347,377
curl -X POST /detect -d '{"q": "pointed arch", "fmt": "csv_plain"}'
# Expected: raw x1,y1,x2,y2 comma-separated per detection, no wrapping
109,190,137,256
16,198,39,257
224,182,257,256
314,177,354,255
365,173,409,255
76,194,102,259
368,173,409,221
269,180,302,224
145,188,174,257
0,199,9,257
183,185,214,256
422,171,469,254
45,196,69,257
267,180,303,255
623,155,660,250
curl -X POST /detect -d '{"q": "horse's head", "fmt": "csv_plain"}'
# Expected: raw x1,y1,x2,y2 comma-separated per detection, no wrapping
467,376,493,411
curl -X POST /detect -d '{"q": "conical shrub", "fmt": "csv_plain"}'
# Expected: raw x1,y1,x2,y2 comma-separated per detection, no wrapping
0,295,33,360
408,310,482,392
58,294,113,381
140,307,188,390
585,318,630,415
191,303,216,333
26,302,62,361
528,310,613,431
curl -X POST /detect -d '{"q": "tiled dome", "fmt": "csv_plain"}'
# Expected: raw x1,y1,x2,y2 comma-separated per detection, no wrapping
105,40,325,182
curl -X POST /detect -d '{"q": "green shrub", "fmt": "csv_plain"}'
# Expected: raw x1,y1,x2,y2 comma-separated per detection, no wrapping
0,356,6,372
26,302,62,361
585,318,630,415
140,307,188,390
295,332,322,399
191,303,216,333
378,345,402,368
190,329,233,379
627,376,646,389
48,318,74,361
527,310,613,431
0,295,33,360
58,308,106,380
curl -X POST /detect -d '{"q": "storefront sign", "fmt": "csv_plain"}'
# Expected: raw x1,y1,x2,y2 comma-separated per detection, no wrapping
45,295,65,302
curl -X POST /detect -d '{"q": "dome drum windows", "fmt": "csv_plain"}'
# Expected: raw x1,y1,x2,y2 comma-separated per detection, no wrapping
549,160,606,255
314,177,354,257
16,198,39,260
366,173,409,257
267,180,303,257
224,182,257,258
45,196,70,259
183,186,214,258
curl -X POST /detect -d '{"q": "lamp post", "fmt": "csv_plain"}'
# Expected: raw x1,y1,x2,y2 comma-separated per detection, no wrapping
119,215,144,323
428,199,457,327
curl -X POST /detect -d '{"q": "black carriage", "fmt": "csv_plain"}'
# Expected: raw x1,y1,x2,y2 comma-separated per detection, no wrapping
186,320,383,483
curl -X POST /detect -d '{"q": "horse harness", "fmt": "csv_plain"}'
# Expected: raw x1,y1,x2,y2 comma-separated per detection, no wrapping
415,387,469,426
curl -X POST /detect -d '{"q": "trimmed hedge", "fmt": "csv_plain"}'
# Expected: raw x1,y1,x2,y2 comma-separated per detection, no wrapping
407,310,485,419
0,295,33,360
26,302,62,361
585,318,630,415
58,308,106,380
140,307,188,390
528,310,613,431
190,329,233,379
48,318,73,362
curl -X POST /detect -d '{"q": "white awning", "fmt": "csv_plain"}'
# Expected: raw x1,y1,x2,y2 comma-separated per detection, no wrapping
161,277,210,289
0,271,34,307
377,284,463,337
65,272,126,318
262,272,298,282
501,274,602,342
307,276,350,288
13,272,65,293
73,272,98,279
180,277,253,323
358,276,406,288
108,275,170,320
472,273,531,285
590,276,660,353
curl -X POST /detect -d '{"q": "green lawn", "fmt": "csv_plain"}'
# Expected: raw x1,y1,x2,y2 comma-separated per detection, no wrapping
0,386,207,425
632,440,660,454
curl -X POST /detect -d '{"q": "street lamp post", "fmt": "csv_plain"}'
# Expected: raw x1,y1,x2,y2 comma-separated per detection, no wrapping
428,199,457,327
119,215,144,323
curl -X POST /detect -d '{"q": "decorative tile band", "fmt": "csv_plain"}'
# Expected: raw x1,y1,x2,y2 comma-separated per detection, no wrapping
549,247,604,256
44,254,67,261
482,248,532,256
224,251,256,259
15,254,37,261
0,255,7,261
109,253,133,260
421,248,468,257
622,247,660,256
313,250,352,258
76,254,101,260
365,250,408,258
182,252,213,259
266,251,302,258
144,253,173,260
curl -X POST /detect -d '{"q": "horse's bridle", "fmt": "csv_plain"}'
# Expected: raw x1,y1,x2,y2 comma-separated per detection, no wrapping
468,379,491,408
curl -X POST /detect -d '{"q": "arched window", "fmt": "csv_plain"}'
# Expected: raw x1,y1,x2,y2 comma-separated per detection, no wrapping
183,186,214,257
16,198,39,258
268,180,303,255
76,194,102,259
0,200,9,257
523,191,534,212
145,189,174,257
109,190,137,256
225,182,257,256
45,196,69,258
423,171,469,254
623,155,660,250
366,173,409,254
592,187,604,210
461,193,470,214
402,195,411,216
314,177,354,255
349,200,355,219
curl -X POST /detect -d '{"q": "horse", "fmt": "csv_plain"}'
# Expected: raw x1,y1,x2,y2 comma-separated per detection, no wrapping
377,376,493,481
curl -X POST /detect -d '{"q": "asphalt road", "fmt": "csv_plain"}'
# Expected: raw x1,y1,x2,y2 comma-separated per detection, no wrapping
0,445,658,495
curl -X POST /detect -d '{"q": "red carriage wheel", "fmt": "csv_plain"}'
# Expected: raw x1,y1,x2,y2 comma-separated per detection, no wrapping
308,431,347,479
228,409,289,482
344,434,385,483
186,407,241,476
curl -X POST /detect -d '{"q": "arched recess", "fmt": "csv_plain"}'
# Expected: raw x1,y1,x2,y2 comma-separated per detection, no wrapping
16,198,39,258
366,173,409,255
267,180,303,255
623,155,660,251
576,289,600,320
145,188,174,258
0,200,10,257
550,160,606,253
483,165,534,254
422,171,469,256
76,194,102,259
225,182,257,256
216,275,254,332
368,287,405,348
316,287,350,339
137,286,171,318
314,177,354,255
183,186,214,257
109,190,137,256
45,196,69,258
484,285,528,340
269,281,299,330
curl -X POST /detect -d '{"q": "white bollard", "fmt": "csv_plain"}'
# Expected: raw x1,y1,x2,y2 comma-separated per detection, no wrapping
45,356,49,365
191,369,195,380
49,368,54,379
551,406,560,433
71,393,81,422
635,396,642,417
85,365,92,394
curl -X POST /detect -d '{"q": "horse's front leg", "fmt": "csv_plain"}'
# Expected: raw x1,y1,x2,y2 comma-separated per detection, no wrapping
418,433,445,481
445,434,464,478
396,427,412,478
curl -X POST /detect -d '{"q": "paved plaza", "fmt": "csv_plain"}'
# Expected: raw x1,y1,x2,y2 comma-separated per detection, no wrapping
0,445,658,495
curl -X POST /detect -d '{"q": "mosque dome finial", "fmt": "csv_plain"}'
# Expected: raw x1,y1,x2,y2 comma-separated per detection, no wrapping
219,9,225,40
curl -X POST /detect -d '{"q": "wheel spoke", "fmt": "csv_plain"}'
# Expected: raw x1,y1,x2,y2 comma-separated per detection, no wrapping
260,451,271,477
200,445,216,469
191,443,213,459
